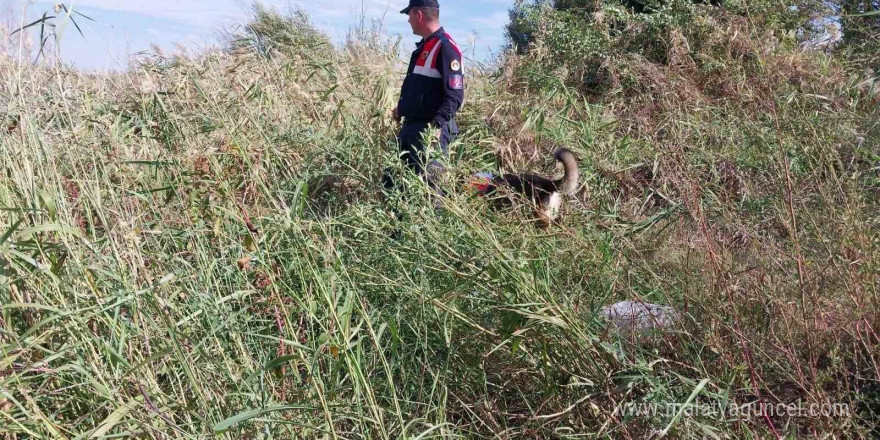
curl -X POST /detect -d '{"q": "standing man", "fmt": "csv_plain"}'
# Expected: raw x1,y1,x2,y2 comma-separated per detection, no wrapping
389,0,464,188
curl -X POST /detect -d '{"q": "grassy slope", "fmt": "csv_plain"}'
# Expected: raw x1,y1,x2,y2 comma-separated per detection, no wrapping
1,6,879,440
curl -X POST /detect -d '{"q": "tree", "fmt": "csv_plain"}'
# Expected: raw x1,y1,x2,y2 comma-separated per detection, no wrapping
838,0,880,71
506,0,735,52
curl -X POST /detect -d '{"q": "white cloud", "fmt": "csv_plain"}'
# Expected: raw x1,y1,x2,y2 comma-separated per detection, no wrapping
52,0,239,27
468,11,508,29
64,0,408,33
302,0,405,22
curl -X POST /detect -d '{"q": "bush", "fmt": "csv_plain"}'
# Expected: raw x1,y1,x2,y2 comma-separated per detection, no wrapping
225,2,333,60
0,1,877,439
838,0,880,73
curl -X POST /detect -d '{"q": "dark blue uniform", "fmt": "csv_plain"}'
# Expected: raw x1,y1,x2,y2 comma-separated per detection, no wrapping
395,27,464,175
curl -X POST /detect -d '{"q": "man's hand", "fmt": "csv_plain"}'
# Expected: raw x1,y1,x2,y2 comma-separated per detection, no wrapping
429,121,443,141
419,125,443,145
429,124,442,142
391,107,401,122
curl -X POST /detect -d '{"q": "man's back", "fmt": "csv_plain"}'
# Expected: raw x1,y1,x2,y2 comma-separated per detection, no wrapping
385,0,464,183
398,27,464,128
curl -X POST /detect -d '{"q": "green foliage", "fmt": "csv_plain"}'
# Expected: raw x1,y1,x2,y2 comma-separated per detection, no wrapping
0,2,878,439
226,2,332,60
508,0,878,92
511,0,708,93
506,0,545,53
839,0,880,72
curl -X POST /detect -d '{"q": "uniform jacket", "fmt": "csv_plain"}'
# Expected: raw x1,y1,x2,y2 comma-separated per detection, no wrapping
397,27,464,127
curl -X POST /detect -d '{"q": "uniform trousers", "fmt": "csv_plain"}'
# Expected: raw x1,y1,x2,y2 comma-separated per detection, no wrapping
383,119,458,192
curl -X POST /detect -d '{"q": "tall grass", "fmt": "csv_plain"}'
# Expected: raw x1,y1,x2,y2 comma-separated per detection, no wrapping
1,3,878,439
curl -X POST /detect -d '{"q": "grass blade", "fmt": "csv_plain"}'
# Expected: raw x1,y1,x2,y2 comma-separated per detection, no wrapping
9,13,55,36
0,219,24,245
659,379,711,438
213,405,319,433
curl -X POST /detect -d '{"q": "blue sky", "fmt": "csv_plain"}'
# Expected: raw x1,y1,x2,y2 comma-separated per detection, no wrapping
5,0,513,70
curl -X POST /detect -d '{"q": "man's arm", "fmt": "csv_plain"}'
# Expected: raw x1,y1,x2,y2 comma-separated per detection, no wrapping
394,61,410,122
393,84,404,122
431,42,464,128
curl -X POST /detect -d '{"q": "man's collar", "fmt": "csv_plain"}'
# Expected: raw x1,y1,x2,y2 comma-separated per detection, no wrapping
416,26,445,46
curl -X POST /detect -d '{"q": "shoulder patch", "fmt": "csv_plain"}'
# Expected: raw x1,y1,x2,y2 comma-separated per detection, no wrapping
449,75,463,90
450,59,460,71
